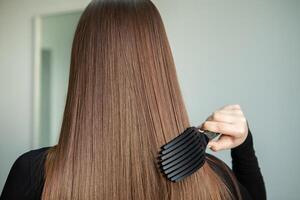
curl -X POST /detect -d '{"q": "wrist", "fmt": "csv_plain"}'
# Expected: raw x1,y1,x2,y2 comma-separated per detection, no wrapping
231,127,253,152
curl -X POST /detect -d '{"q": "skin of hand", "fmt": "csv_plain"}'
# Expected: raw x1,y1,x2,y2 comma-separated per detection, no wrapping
199,104,249,152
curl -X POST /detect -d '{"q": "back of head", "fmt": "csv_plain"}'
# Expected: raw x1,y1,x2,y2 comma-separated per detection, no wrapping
42,0,238,199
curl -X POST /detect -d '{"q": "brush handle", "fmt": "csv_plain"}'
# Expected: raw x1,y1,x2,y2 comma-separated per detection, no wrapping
204,131,220,141
198,129,220,141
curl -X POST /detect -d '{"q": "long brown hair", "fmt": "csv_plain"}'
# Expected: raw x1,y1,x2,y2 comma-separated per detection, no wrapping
42,0,241,199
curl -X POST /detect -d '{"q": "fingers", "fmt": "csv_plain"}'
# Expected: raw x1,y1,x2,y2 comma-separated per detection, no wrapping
207,111,245,124
217,109,244,116
220,104,241,111
199,104,249,151
201,121,243,137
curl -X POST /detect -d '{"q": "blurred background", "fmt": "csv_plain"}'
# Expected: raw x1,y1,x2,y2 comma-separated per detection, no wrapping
0,0,299,199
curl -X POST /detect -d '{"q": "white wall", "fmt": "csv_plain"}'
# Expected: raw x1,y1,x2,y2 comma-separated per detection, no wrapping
0,0,90,192
41,12,82,146
1,0,300,199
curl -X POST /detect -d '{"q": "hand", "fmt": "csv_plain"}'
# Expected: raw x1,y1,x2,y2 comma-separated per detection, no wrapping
199,104,248,152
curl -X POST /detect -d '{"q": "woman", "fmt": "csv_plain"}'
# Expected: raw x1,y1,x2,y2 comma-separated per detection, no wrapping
0,0,266,199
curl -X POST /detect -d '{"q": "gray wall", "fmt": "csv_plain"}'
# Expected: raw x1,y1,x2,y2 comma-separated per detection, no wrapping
157,1,300,199
1,0,300,199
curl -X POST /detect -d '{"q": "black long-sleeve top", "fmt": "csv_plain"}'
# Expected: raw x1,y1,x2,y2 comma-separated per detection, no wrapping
0,129,266,200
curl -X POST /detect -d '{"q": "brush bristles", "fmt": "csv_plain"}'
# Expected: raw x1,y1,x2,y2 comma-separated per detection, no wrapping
157,127,208,182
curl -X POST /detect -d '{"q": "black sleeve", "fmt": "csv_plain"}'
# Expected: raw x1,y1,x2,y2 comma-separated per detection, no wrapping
0,152,32,200
231,127,267,200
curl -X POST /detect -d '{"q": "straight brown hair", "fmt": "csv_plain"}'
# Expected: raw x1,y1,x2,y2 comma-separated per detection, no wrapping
42,0,241,199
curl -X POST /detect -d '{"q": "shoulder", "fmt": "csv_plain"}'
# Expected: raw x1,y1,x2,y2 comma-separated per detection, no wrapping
205,153,234,185
20,146,51,163
11,147,51,174
205,153,230,171
205,153,253,200
9,146,50,176
17,146,50,161
0,147,51,199
205,153,240,197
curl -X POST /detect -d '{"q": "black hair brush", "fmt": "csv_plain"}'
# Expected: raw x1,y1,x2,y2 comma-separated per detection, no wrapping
157,126,219,182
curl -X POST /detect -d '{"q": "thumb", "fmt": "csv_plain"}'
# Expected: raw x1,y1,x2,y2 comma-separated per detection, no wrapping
207,135,233,152
207,141,214,149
